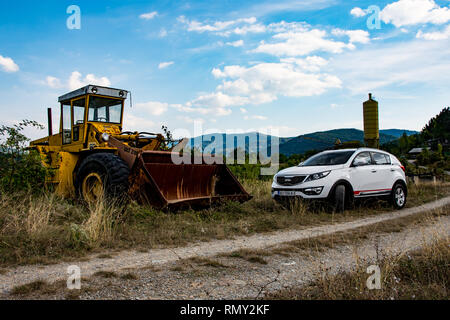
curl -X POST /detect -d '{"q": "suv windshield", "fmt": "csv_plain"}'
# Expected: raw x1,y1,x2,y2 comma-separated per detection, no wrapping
88,96,122,123
301,151,355,166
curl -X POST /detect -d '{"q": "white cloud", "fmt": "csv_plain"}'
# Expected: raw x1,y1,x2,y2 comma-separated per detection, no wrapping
136,101,169,116
45,76,63,88
178,16,263,36
350,7,368,17
332,29,370,44
380,0,450,27
221,24,266,36
123,113,155,132
140,11,158,20
266,21,309,33
416,25,450,39
240,108,248,113
68,71,111,90
191,91,247,109
213,61,342,105
159,28,168,37
252,27,355,57
158,61,174,69
280,56,328,72
171,101,232,117
171,103,211,115
177,115,205,124
226,40,244,47
244,115,267,120
0,54,19,73
331,38,450,94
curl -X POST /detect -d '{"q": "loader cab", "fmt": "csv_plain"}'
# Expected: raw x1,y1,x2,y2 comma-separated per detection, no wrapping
58,85,127,148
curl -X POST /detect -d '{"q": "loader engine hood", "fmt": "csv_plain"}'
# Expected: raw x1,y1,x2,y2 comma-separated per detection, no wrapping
90,122,121,136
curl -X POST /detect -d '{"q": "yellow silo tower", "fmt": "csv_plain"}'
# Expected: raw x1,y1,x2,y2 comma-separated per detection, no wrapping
363,93,379,149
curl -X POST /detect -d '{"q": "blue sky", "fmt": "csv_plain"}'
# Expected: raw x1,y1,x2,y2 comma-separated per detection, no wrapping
0,0,449,139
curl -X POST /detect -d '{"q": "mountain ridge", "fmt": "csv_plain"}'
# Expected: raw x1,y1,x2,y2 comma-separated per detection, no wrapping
190,128,419,156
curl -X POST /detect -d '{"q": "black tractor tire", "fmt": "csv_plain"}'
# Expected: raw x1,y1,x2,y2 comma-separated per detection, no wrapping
75,152,130,203
390,182,407,210
334,184,346,213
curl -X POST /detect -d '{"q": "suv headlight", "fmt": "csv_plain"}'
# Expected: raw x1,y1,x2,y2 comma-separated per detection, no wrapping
305,170,330,182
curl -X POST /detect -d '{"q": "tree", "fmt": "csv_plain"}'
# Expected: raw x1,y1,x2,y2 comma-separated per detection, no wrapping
398,132,409,154
417,148,430,166
159,125,174,150
422,107,450,143
0,120,48,192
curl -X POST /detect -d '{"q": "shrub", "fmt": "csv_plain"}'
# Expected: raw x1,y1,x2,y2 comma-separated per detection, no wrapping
0,120,49,193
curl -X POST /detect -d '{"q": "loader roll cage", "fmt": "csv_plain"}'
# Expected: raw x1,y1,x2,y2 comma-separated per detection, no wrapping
58,85,126,145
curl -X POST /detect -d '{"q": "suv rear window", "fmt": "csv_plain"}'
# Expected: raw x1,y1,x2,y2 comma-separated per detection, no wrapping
371,152,391,165
302,151,355,166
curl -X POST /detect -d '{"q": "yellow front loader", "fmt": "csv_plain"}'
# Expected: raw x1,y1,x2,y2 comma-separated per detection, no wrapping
30,85,250,208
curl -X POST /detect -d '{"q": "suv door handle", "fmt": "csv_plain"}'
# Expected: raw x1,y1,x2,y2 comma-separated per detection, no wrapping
371,169,377,173
390,168,395,172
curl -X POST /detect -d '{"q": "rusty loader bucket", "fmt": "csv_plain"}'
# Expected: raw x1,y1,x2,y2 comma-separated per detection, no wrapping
127,151,251,209
107,136,251,209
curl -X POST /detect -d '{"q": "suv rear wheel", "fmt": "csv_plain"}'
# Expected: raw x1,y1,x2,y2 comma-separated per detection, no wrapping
391,183,407,209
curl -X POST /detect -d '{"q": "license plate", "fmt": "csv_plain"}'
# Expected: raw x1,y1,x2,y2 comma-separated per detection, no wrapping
277,191,299,196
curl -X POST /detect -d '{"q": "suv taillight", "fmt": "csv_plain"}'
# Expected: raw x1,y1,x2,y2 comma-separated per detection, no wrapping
400,165,405,172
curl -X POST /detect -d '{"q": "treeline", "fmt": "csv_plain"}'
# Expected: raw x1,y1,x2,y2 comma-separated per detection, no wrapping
381,107,450,175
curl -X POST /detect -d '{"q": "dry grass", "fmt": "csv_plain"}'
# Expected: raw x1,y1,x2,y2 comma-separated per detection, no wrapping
224,248,271,264
10,280,48,295
0,192,125,267
188,257,229,268
82,198,124,247
0,181,448,267
9,278,92,299
120,272,138,280
266,236,449,300
93,270,118,278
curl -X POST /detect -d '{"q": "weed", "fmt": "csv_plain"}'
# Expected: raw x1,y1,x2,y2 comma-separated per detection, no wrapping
10,280,47,295
120,273,138,280
93,271,117,278
266,237,449,300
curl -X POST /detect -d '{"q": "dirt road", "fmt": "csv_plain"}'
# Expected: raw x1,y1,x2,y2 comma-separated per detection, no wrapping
1,196,449,298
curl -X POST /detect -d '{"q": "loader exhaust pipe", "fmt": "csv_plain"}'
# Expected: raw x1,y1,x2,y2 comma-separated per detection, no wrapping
47,108,52,136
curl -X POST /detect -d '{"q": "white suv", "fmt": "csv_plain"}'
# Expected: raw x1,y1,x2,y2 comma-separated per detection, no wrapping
272,148,407,211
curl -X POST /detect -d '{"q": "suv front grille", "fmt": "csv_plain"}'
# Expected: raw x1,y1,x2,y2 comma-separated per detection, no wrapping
276,175,306,186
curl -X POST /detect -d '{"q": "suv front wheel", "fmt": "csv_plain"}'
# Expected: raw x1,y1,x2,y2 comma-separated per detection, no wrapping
391,183,407,209
334,184,346,212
